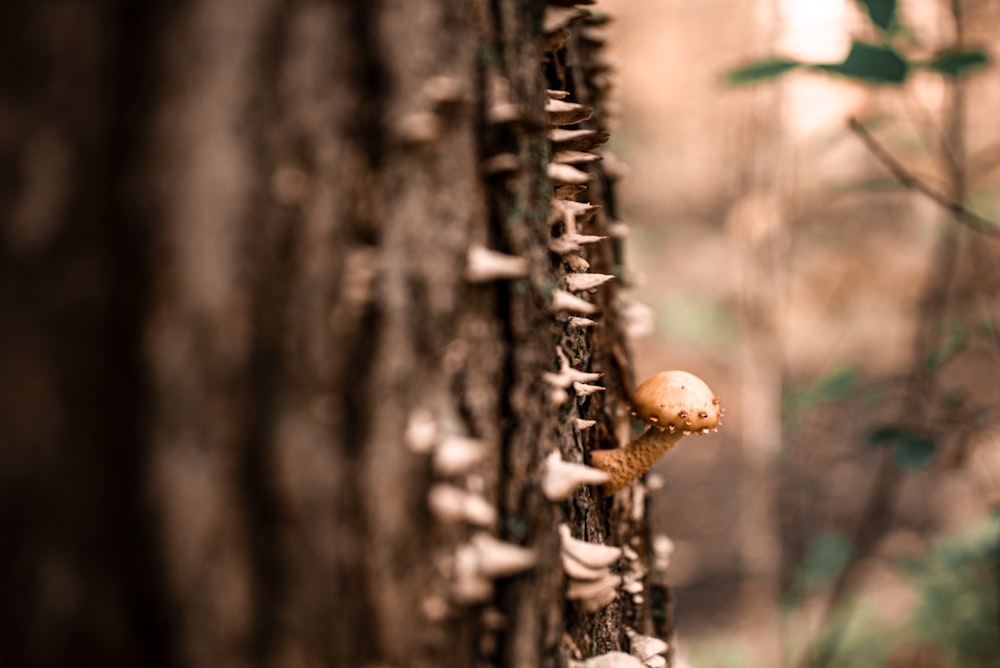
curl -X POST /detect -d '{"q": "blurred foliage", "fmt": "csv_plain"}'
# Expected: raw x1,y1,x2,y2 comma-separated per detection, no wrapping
902,514,1000,667
858,0,897,32
783,363,860,414
790,532,855,600
688,639,753,668
811,41,909,84
802,515,1000,668
777,517,1000,667
798,603,892,668
924,324,966,370
654,294,740,349
866,424,938,470
725,0,989,87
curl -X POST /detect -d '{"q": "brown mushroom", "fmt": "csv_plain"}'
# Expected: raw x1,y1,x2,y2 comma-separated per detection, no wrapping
590,370,723,496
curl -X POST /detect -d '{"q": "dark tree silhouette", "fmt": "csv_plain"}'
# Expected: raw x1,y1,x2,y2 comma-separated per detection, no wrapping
0,1,669,666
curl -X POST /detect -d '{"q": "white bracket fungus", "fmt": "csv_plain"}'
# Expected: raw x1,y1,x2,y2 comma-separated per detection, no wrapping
432,435,487,476
427,484,497,528
464,245,530,283
550,289,598,315
548,162,593,186
559,524,622,567
541,450,611,501
565,272,615,292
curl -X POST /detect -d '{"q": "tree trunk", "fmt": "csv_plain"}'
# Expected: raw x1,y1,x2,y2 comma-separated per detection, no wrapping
0,1,663,667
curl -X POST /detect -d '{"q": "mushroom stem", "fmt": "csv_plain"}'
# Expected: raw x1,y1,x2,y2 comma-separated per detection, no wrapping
589,427,684,496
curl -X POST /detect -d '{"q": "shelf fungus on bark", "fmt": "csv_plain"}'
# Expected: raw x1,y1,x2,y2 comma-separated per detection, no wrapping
451,533,537,605
549,234,607,255
573,381,604,397
428,484,497,527
553,149,602,165
481,152,522,176
432,435,487,476
559,523,623,612
394,110,444,145
550,289,598,315
465,245,529,283
541,451,611,501
549,127,611,152
590,370,723,496
548,162,593,186
543,346,603,405
546,98,593,126
543,346,601,387
565,272,614,292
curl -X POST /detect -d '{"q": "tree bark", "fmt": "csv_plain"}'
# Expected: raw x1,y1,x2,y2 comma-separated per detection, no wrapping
0,1,660,667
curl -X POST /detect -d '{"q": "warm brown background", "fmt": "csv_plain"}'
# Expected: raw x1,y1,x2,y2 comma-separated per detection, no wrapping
601,0,1000,665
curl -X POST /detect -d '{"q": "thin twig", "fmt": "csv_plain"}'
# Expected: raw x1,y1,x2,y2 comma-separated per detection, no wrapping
847,117,1000,240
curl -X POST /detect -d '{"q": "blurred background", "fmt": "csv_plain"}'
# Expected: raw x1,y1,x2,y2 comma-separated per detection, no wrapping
598,0,1000,666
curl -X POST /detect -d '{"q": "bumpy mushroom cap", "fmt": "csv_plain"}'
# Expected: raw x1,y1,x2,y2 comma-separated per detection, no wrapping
631,370,722,434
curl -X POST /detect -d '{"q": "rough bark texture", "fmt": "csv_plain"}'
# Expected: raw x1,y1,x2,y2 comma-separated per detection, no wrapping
0,1,661,667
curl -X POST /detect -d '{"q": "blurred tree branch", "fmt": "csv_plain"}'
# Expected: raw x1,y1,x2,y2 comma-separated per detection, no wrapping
848,117,1000,240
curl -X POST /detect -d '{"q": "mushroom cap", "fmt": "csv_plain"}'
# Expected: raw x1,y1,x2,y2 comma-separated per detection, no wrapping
630,370,722,433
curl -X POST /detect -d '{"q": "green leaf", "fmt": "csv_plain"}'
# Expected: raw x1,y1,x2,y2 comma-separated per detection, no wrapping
856,0,897,31
867,424,938,470
783,364,860,414
918,48,990,77
725,58,801,86
809,41,909,84
924,325,965,370
795,532,854,593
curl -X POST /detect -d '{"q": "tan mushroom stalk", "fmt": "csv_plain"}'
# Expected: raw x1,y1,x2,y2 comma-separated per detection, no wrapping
590,370,723,496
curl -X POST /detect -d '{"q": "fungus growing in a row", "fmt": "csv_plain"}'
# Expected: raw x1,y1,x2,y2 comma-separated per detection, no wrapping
548,162,593,186
542,346,602,390
546,98,594,126
573,381,604,397
559,523,623,611
549,234,606,255
464,245,530,283
428,484,496,527
569,316,597,328
421,75,466,107
451,532,536,605
481,152,522,176
651,533,675,573
554,150,602,167
590,370,723,496
549,127,610,152
395,110,444,145
432,435,487,476
565,272,614,292
559,523,621,567
541,451,610,501
550,289,598,315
